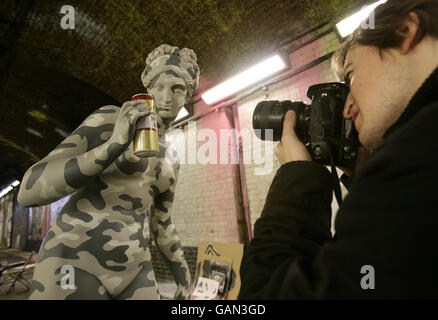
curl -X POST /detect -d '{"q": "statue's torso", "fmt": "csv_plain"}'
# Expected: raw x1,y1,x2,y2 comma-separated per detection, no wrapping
38,110,178,293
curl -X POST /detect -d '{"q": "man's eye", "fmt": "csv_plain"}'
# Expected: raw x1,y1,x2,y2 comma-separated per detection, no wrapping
345,71,352,85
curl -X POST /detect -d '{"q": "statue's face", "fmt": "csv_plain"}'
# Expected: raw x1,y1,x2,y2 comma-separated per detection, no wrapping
148,71,188,120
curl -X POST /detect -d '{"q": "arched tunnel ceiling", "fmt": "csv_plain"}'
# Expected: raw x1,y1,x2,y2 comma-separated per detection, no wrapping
0,0,367,189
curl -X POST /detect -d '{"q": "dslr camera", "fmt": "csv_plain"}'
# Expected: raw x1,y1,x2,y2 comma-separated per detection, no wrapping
253,82,358,167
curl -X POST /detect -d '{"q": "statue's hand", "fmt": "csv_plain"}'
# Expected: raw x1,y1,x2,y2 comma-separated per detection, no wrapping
111,100,152,145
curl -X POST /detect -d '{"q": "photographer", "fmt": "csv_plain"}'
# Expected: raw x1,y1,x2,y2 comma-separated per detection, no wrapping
238,0,438,299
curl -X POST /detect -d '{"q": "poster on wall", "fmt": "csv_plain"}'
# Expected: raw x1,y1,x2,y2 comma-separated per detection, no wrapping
48,195,70,227
26,195,71,252
28,206,45,251
43,205,51,237
0,192,15,248
0,196,4,248
11,196,29,250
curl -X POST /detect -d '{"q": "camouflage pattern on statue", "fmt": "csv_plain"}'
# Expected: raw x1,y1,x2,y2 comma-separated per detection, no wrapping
18,44,200,300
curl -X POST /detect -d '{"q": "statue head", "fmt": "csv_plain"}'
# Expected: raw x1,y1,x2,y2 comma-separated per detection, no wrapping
141,44,200,125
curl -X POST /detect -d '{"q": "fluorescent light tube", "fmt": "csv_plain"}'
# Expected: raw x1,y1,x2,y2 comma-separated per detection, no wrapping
0,180,21,198
336,0,387,38
202,54,287,105
0,186,13,198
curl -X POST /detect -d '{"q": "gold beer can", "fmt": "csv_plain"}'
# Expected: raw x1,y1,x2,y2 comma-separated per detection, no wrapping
131,93,160,157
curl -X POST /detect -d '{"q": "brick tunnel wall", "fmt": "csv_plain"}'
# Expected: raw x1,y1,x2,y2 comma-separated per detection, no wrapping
1,26,349,285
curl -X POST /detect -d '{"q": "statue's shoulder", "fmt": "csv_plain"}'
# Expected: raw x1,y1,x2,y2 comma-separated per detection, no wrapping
79,105,120,128
89,105,120,116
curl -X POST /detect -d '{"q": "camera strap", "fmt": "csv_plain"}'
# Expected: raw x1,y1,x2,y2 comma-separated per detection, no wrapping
328,145,344,207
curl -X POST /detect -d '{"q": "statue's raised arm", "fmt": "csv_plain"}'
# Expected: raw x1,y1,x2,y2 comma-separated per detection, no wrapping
18,102,152,207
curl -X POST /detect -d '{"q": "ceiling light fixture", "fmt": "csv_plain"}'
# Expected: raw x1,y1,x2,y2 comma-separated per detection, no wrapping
26,128,44,138
201,54,287,105
336,0,387,39
0,180,20,198
54,128,69,138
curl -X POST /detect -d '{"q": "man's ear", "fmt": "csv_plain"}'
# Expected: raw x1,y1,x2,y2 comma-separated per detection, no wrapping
400,12,420,54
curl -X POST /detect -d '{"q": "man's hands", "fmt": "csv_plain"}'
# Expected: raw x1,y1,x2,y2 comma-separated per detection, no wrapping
275,110,371,175
275,110,312,165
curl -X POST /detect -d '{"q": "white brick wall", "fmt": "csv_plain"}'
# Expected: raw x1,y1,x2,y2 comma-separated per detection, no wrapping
167,109,241,247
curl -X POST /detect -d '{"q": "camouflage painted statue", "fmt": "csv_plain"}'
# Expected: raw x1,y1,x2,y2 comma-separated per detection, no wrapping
18,44,200,300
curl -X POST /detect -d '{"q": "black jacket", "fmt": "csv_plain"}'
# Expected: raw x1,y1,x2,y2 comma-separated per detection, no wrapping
238,67,438,299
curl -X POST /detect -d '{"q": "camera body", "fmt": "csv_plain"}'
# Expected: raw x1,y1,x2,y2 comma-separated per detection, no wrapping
253,82,358,167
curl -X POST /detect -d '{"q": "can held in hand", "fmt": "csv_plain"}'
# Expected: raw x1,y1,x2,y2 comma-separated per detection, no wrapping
132,93,159,157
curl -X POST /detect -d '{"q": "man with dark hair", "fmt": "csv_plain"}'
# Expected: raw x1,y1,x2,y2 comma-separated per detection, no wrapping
238,0,438,299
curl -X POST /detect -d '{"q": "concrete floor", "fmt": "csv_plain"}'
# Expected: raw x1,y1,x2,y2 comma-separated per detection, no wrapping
0,248,35,300
157,282,178,300
0,279,32,300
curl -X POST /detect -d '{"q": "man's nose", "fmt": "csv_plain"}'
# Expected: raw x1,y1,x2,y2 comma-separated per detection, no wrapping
343,94,354,119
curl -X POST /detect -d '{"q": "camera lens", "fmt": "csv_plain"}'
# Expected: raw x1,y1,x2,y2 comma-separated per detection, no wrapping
252,100,309,141
253,101,284,141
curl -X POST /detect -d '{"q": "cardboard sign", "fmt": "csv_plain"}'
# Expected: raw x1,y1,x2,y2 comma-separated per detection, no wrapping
194,242,244,300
